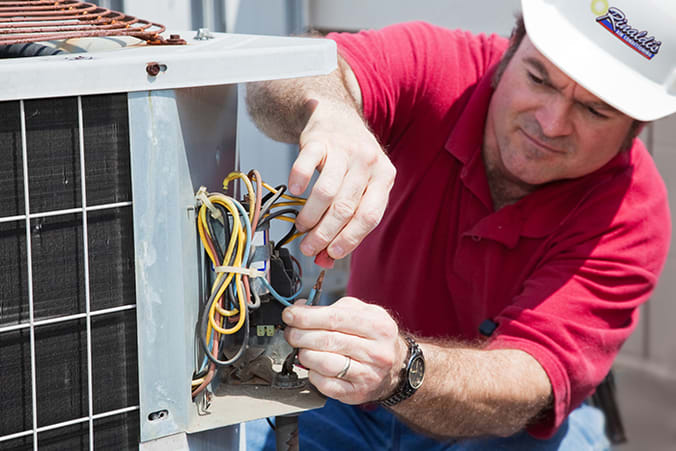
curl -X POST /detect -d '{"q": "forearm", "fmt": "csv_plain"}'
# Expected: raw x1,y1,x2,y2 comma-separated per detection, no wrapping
246,56,362,143
391,339,553,439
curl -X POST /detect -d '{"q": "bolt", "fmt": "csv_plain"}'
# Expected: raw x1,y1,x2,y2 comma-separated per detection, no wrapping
166,34,187,45
195,28,214,40
146,62,161,76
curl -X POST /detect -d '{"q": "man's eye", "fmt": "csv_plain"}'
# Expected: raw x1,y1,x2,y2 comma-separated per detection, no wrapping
527,72,544,85
586,105,607,119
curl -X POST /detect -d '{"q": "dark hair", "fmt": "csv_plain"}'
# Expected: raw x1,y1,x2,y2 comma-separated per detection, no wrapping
491,15,527,90
491,15,644,150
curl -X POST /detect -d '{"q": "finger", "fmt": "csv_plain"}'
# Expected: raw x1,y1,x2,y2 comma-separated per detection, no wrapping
288,328,397,371
283,298,398,341
286,328,372,363
307,370,355,402
295,150,348,241
297,349,354,378
326,176,390,259
289,140,326,196
299,165,368,259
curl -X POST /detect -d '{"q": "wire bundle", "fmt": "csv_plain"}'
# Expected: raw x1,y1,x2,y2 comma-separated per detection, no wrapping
191,170,307,398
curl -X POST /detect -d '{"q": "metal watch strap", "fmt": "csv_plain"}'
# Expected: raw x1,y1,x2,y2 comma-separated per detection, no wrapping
379,335,422,407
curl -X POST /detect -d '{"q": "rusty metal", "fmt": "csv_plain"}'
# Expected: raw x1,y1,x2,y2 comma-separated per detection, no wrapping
165,33,186,45
145,61,160,76
0,1,185,46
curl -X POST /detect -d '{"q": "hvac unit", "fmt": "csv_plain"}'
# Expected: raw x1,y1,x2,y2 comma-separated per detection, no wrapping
0,4,334,449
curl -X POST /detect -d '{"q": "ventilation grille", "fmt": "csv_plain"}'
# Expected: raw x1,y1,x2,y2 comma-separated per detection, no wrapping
0,94,139,450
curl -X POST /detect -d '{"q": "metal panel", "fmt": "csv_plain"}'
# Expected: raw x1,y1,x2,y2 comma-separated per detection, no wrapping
0,33,336,102
129,88,226,442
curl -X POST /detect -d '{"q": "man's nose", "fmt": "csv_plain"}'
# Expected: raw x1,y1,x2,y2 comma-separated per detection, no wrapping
534,97,573,138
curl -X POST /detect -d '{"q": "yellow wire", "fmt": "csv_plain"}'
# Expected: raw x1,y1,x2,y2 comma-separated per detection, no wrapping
209,196,248,334
223,172,256,223
195,176,309,381
210,195,245,311
282,232,304,246
270,201,305,208
199,194,247,339
265,215,297,224
197,207,217,264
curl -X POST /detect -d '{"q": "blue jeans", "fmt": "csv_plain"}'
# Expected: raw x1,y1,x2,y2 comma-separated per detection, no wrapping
245,398,610,450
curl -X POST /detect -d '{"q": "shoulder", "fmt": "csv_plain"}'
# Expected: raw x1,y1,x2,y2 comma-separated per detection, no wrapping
327,21,508,74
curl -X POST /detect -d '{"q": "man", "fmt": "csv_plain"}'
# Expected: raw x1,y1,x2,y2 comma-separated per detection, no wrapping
245,0,674,449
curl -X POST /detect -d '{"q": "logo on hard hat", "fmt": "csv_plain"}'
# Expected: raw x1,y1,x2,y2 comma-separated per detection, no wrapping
596,7,661,60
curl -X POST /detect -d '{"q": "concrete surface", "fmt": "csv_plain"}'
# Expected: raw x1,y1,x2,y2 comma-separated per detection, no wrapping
613,365,676,450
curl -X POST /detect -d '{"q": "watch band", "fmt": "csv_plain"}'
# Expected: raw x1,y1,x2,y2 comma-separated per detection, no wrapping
379,335,424,407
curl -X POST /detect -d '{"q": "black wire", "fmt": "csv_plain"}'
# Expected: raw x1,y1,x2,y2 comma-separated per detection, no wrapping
192,368,209,380
261,184,286,205
226,281,238,311
205,209,224,262
215,203,231,253
266,417,276,431
257,208,299,230
258,186,287,227
275,224,298,253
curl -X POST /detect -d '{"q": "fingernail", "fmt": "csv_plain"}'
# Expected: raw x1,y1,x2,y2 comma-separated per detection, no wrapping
290,184,302,195
301,243,315,255
282,309,294,323
330,245,344,259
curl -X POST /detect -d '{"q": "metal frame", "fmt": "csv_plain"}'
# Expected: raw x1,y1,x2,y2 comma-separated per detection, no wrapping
0,31,335,102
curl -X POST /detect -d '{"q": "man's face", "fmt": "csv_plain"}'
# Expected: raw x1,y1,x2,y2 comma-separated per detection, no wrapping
484,36,635,188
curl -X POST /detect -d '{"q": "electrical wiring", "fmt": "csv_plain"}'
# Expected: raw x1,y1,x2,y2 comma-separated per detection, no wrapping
259,184,287,223
281,271,325,375
192,170,313,397
257,207,299,229
257,277,302,307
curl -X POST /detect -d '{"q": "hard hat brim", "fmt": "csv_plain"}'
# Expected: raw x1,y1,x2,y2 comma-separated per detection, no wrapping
522,0,676,121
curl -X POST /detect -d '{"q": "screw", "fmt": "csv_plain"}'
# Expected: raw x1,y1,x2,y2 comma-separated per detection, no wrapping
146,62,161,76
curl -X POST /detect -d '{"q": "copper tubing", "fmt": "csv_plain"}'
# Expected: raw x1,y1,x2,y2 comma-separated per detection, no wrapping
0,1,177,46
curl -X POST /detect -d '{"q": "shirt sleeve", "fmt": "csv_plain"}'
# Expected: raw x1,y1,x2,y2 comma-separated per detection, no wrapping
486,151,671,438
327,22,505,155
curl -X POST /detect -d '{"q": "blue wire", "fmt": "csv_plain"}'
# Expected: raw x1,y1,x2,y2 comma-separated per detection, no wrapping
258,277,303,307
306,288,318,306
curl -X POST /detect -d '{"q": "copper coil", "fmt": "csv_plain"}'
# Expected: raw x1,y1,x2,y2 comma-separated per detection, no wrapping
0,0,180,46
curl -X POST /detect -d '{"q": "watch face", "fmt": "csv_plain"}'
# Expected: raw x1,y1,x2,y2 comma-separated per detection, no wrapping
407,356,425,389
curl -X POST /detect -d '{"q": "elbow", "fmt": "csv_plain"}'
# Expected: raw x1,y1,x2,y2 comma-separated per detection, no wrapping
245,82,299,143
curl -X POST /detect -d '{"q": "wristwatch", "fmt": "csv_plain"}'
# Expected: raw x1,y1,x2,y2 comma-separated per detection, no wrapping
380,335,425,407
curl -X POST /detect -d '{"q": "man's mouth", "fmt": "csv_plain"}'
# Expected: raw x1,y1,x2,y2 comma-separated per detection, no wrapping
519,128,566,154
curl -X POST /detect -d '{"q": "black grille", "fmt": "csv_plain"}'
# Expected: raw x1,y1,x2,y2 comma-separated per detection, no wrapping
0,93,139,450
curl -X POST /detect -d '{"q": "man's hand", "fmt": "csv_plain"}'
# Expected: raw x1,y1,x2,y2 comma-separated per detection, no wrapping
290,99,395,261
283,297,407,404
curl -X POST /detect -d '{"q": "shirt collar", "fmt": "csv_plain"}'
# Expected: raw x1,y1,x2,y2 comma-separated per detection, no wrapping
444,65,497,209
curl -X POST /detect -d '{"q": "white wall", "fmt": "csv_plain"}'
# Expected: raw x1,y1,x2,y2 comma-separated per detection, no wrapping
308,0,522,35
123,0,194,30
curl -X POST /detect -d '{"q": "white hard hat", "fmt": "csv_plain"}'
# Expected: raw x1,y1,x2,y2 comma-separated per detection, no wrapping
521,0,676,121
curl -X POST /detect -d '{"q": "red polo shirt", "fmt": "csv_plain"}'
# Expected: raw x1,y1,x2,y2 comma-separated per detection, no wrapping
329,22,671,438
